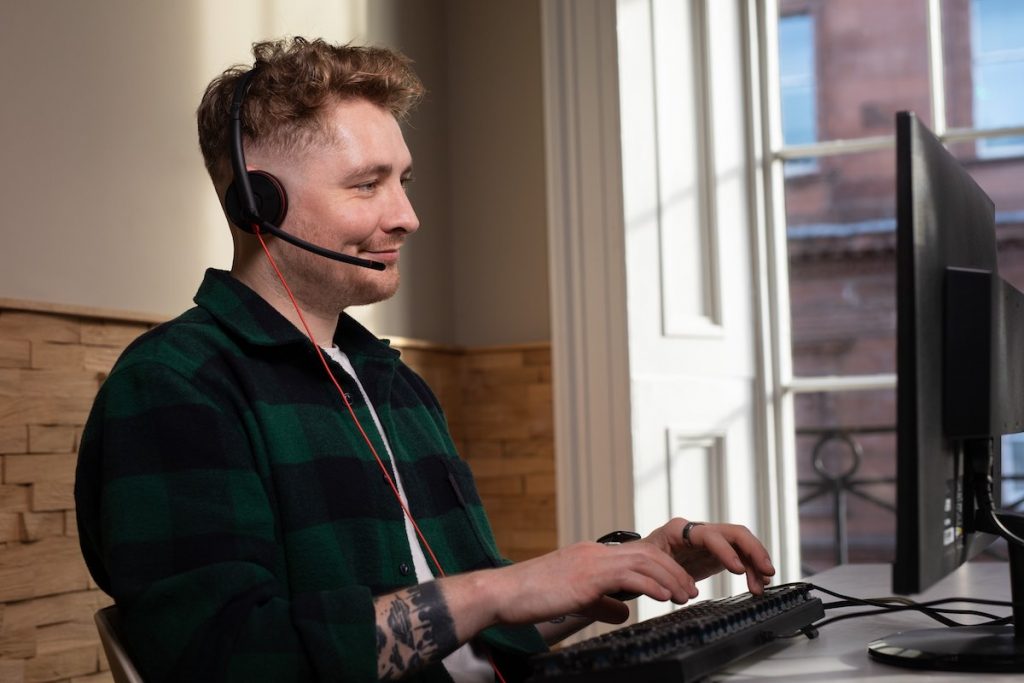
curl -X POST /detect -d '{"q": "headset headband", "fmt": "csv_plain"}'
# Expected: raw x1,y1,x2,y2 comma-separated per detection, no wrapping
229,69,261,224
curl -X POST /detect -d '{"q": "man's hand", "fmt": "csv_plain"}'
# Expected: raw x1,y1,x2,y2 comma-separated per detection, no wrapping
431,518,777,650
480,539,700,628
479,519,775,628
642,518,775,595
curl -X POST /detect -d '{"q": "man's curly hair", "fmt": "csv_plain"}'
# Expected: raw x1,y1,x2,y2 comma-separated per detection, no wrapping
197,37,425,185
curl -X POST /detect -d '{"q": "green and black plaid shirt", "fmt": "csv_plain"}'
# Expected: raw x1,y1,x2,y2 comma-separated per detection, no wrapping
75,269,545,682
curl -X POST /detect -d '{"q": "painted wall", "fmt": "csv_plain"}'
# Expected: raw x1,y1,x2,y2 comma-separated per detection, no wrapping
2,0,551,346
447,0,551,346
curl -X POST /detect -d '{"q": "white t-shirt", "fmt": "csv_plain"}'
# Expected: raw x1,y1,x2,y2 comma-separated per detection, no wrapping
322,346,494,683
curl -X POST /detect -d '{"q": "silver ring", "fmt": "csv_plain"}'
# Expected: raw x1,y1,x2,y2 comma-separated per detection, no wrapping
682,521,705,547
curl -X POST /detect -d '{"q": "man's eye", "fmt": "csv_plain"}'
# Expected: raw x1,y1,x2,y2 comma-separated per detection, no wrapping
356,181,378,191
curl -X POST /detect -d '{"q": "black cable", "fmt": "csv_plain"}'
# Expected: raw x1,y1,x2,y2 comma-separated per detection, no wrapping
965,438,1024,548
811,582,1015,611
774,583,1016,637
823,596,1015,610
815,603,1010,630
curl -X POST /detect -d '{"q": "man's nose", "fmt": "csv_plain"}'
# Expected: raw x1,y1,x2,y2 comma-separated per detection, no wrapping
387,184,420,234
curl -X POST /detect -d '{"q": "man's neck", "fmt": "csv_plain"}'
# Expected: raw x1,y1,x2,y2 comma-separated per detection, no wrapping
230,264,340,345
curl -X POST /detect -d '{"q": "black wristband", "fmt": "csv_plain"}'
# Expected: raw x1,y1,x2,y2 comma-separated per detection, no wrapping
596,531,642,601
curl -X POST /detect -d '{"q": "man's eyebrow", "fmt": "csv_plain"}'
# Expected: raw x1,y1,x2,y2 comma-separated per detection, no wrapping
343,163,414,181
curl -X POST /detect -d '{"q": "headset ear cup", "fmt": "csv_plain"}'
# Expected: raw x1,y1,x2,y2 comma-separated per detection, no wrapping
223,170,289,233
223,179,252,233
248,171,289,226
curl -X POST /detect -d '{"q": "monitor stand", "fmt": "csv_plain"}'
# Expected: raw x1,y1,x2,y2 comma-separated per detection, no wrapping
867,510,1024,672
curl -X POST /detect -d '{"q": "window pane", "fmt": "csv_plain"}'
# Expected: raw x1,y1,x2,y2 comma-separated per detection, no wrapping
779,0,932,144
786,148,896,377
978,135,1024,157
795,389,895,574
974,0,1024,54
782,87,816,145
779,13,816,146
975,62,1024,130
944,0,1024,136
1002,434,1024,509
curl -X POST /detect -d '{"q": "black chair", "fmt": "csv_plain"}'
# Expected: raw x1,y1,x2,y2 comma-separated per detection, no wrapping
94,606,144,683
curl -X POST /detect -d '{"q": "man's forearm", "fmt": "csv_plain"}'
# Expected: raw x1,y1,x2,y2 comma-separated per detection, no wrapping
374,572,498,680
375,581,458,680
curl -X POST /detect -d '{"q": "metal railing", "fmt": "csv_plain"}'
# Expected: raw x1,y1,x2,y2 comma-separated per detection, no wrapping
797,425,1024,574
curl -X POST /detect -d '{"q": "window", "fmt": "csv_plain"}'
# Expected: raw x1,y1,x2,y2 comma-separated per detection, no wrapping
972,0,1024,157
768,0,1024,574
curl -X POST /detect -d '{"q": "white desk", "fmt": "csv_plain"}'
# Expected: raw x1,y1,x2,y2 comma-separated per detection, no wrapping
716,562,1018,682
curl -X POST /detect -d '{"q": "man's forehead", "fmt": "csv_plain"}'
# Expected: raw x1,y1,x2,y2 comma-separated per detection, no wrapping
246,97,411,174
316,99,411,162
323,98,403,139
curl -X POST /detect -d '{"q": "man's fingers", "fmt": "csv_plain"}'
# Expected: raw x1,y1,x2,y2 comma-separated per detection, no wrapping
694,528,746,574
685,525,775,596
728,529,775,577
694,524,775,576
612,544,697,602
744,567,768,595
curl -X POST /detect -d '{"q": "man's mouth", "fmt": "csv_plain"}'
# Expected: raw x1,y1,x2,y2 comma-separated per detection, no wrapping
362,245,401,264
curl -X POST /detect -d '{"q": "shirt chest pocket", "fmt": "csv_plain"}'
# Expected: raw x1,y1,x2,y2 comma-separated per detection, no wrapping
407,456,504,569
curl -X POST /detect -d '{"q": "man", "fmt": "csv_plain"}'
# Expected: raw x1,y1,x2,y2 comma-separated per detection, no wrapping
75,38,775,682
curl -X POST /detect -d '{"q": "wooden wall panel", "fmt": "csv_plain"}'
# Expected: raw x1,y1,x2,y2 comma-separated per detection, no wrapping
0,306,144,682
455,346,557,562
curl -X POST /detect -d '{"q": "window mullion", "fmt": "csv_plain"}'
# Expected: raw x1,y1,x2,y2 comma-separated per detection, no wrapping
787,374,897,395
927,0,948,135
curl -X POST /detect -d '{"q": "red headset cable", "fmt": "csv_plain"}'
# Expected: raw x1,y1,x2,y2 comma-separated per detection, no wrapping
254,227,445,575
254,227,509,683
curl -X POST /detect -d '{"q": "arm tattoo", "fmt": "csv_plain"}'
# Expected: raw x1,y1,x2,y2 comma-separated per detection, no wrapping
376,582,459,680
387,595,415,648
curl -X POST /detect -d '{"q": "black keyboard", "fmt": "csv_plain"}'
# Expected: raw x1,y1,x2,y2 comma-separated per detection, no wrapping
528,582,824,682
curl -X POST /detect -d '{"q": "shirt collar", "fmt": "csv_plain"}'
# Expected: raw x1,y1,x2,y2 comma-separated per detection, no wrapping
194,268,400,359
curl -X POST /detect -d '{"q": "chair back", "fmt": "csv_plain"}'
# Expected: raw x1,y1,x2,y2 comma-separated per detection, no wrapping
94,606,145,683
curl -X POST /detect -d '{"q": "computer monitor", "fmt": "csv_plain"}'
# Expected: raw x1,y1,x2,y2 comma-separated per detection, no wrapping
867,111,1024,671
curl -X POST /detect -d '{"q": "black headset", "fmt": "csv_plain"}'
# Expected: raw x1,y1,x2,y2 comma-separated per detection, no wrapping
222,69,385,271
